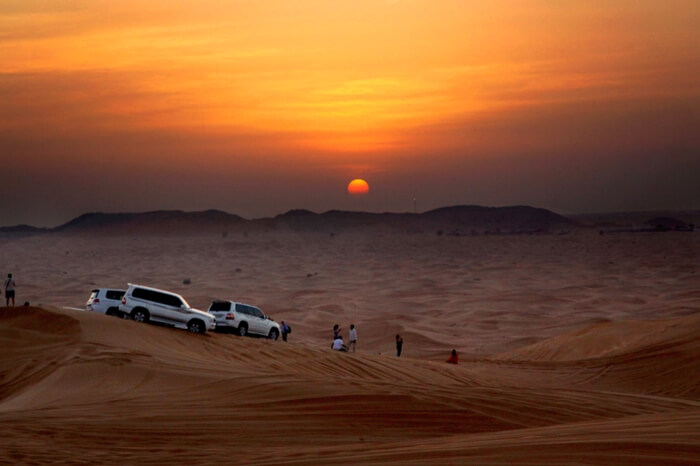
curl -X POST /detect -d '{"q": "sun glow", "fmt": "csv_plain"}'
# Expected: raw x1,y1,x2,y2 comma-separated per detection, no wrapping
347,179,370,196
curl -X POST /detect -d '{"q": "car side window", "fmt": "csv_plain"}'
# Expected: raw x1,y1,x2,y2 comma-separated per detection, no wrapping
160,293,183,307
210,301,231,312
106,290,124,300
132,288,152,301
133,288,182,307
235,304,250,315
250,307,264,319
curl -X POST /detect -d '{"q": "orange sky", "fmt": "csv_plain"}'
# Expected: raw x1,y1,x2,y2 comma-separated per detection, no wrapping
1,0,699,225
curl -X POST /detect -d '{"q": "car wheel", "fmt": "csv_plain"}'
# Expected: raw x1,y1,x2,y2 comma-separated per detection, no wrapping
237,323,248,337
106,308,115,317
268,328,279,340
187,320,205,334
131,309,149,323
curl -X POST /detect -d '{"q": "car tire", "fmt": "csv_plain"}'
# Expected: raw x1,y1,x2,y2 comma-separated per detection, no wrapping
237,323,248,337
268,328,279,340
187,319,206,334
131,308,149,323
106,307,119,317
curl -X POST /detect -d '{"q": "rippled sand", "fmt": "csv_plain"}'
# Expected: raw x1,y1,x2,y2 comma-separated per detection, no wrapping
0,231,698,464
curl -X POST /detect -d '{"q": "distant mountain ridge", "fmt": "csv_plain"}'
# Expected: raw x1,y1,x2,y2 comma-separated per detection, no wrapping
1,205,577,236
2,205,696,236
53,209,245,235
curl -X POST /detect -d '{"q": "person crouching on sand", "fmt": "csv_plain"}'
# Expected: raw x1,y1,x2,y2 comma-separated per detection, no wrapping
332,335,348,352
446,349,458,364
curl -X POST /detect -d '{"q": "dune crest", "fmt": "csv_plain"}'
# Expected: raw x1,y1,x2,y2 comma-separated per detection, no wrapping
1,306,699,464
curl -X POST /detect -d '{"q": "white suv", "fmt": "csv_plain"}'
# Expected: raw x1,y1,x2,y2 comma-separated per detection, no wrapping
119,284,216,334
86,288,127,317
207,300,280,340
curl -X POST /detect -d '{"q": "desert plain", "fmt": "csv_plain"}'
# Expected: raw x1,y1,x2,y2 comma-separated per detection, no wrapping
1,226,699,464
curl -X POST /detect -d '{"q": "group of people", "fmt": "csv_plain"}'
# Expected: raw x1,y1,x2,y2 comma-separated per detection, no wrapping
3,273,16,307
331,323,357,352
331,328,457,363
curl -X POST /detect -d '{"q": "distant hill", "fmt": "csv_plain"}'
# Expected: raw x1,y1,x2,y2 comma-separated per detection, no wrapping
21,205,577,236
0,224,47,237
5,205,696,236
572,211,700,228
572,211,697,234
54,209,246,235
421,205,574,235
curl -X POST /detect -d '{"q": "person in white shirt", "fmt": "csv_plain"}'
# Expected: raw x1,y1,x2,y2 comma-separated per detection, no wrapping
332,336,348,352
348,324,357,353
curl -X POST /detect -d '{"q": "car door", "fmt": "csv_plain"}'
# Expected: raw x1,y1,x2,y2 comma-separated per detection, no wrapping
248,306,266,335
153,291,185,325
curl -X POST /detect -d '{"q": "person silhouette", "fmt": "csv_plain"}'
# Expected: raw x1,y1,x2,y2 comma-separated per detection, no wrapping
348,324,357,352
446,349,458,364
4,273,16,307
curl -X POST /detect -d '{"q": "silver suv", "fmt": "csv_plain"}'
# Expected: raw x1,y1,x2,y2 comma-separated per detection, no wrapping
207,300,280,340
86,288,127,317
119,284,216,334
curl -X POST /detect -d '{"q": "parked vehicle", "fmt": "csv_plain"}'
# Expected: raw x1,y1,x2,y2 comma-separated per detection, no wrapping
119,284,216,334
207,300,280,340
86,289,127,318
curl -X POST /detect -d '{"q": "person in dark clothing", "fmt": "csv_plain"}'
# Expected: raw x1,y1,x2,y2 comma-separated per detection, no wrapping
395,334,403,357
333,324,341,339
4,273,16,307
280,321,291,342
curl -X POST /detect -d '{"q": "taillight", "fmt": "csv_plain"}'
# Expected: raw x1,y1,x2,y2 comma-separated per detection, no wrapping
225,313,235,320
122,297,126,304
93,299,100,303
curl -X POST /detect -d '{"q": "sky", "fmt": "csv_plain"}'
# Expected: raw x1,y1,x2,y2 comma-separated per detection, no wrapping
1,0,699,227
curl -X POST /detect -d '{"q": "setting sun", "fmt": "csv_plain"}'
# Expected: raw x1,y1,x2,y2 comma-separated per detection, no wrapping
347,179,370,196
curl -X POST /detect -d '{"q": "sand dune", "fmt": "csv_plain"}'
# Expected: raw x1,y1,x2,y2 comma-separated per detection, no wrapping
0,230,698,463
1,305,699,465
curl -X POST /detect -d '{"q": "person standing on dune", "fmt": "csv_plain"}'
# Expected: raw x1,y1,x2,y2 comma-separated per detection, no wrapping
4,273,16,307
348,324,357,352
5,273,17,306
280,321,291,342
396,334,403,357
446,349,458,364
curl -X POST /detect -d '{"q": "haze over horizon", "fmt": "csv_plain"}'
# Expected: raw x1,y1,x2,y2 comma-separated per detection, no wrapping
2,0,699,228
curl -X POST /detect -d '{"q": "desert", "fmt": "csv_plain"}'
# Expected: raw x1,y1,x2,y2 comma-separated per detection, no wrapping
4,1,699,464
1,210,699,465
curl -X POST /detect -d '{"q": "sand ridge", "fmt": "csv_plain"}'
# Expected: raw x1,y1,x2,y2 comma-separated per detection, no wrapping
1,305,699,464
0,231,698,463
